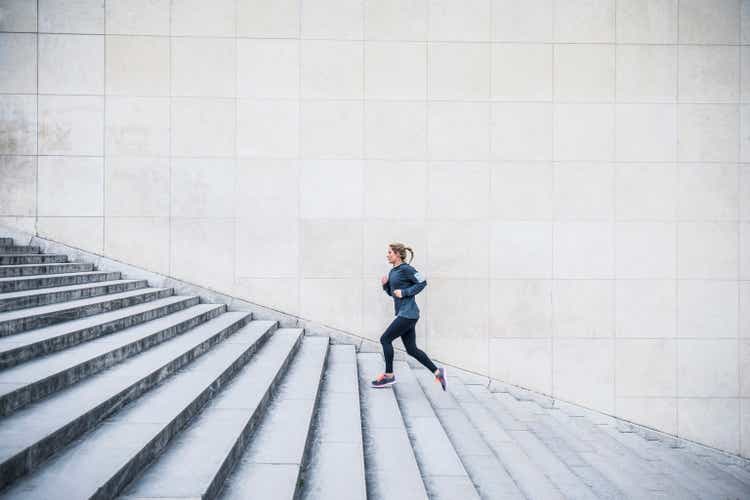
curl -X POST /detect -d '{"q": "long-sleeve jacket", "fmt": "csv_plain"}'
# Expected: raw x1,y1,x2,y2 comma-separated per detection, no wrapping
382,262,427,319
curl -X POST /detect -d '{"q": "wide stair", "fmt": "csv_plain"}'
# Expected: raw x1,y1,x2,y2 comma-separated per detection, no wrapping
0,235,747,499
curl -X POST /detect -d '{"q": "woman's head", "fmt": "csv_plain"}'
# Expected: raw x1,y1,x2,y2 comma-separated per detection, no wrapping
387,242,414,265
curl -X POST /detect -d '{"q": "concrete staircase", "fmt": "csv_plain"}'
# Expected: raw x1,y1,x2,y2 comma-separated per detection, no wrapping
0,236,748,499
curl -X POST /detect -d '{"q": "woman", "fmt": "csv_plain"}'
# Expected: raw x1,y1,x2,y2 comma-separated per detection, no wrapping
372,243,447,391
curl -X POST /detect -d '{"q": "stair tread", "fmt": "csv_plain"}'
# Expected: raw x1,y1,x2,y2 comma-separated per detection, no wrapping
301,345,367,500
0,302,220,395
0,295,194,354
0,271,113,285
357,352,428,500
538,398,699,499
392,362,479,500
0,312,256,471
0,279,142,300
0,254,65,258
127,332,320,500
412,368,525,500
0,263,81,269
448,377,566,500
0,313,268,499
0,287,170,323
602,425,745,499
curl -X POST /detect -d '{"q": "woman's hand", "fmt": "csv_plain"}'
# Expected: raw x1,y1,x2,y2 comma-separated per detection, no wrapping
393,289,403,298
381,275,388,285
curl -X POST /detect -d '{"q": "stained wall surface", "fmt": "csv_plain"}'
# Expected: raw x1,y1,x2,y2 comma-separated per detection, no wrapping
1,0,749,458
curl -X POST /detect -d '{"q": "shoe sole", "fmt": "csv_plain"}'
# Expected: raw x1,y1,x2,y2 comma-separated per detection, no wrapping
439,367,447,391
371,380,396,388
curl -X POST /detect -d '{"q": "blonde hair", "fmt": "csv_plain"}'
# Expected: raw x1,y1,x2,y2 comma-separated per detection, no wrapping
389,242,414,264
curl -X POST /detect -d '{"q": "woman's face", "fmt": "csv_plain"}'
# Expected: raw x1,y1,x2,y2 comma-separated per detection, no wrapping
386,247,400,265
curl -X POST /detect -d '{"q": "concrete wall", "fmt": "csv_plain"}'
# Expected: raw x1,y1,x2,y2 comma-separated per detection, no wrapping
1,0,749,458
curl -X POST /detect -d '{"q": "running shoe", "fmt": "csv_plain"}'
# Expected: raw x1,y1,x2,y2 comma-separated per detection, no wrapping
435,367,447,391
371,373,396,388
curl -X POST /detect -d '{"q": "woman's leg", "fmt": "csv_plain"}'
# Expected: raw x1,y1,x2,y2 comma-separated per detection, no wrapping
379,316,413,374
401,321,438,373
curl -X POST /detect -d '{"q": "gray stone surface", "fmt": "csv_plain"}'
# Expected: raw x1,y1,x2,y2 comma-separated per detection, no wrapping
0,315,271,499
0,302,224,416
449,375,566,500
0,271,121,293
392,361,480,500
0,254,67,265
413,367,524,500
217,335,327,500
0,262,94,278
301,345,367,500
0,279,147,312
0,246,41,254
0,295,200,369
0,287,173,335
120,329,305,500
357,353,428,500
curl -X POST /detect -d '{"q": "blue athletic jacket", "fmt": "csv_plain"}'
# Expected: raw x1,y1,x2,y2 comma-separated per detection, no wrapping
382,262,427,319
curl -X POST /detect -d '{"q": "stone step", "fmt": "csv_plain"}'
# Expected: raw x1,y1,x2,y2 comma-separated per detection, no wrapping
0,254,67,266
0,271,122,293
412,368,524,500
391,362,480,500
0,246,41,254
0,262,94,278
301,344,367,500
0,313,267,496
0,279,148,313
510,397,653,500
602,424,745,499
0,295,199,369
163,334,324,500
468,385,600,500
0,238,13,246
448,377,565,500
356,353,428,500
0,287,173,336
0,302,223,417
668,445,750,498
489,392,626,500
538,397,698,499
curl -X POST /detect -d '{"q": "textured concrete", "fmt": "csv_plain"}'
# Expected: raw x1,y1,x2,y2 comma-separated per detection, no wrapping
0,271,122,293
0,279,147,312
0,287,173,335
0,262,94,278
357,353,428,500
391,361,479,500
0,295,199,369
0,314,267,498
218,335,326,500
120,329,306,500
301,345,367,500
0,302,224,416
0,254,67,265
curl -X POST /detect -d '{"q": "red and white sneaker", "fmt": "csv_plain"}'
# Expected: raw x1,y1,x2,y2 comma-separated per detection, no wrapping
435,367,447,391
371,373,396,388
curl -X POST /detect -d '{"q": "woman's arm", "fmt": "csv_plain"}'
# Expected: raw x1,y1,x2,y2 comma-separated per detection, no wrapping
401,268,427,297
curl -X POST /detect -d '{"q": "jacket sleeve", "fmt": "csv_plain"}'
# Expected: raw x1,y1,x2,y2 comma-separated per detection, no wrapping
382,281,392,296
401,268,427,297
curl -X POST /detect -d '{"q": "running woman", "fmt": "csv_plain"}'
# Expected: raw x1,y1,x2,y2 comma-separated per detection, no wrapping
371,243,447,391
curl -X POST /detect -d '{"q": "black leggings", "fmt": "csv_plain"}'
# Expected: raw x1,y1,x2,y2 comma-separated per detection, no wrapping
380,316,438,374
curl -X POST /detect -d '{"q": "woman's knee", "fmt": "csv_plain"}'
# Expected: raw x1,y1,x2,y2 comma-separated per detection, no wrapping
405,345,421,357
379,333,392,346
